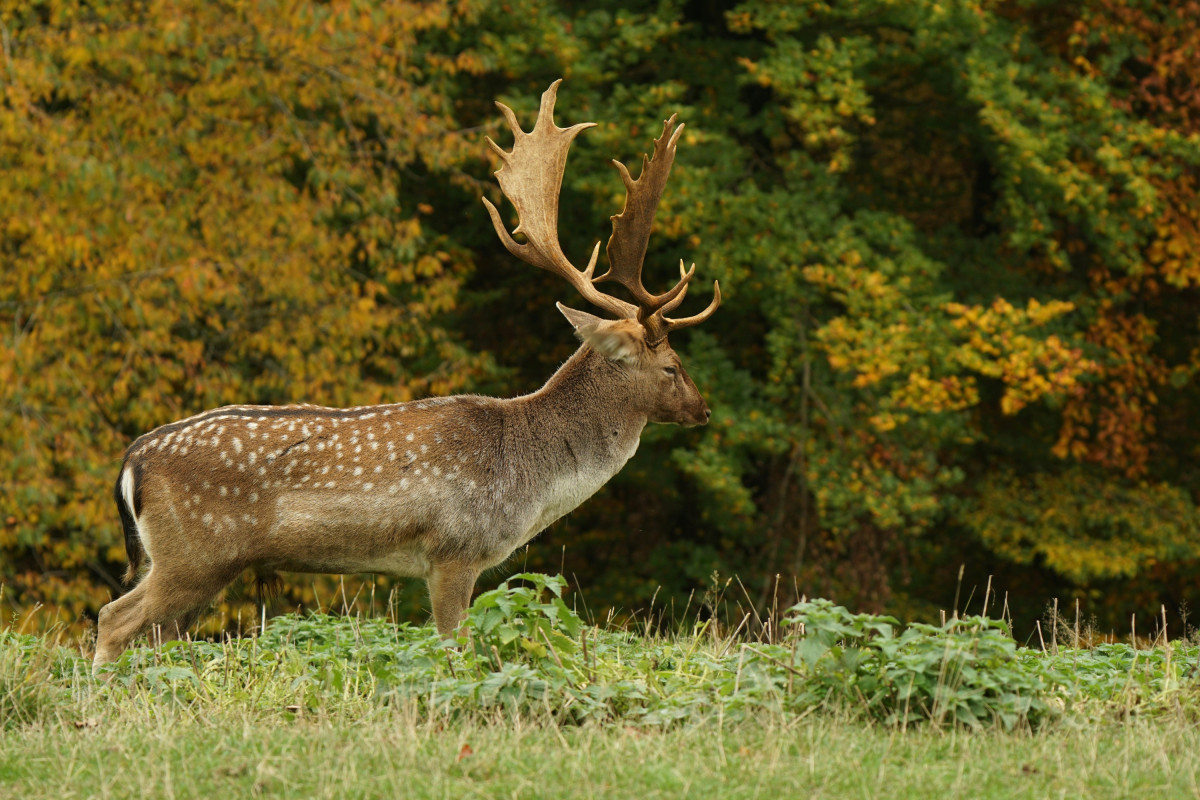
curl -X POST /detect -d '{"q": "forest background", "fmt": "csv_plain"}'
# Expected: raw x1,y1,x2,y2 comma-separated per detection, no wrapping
3,0,1199,640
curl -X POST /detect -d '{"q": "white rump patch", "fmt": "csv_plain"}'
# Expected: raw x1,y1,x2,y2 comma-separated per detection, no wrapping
120,468,138,521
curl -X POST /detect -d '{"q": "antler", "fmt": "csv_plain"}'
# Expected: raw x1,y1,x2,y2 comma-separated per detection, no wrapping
481,80,636,321
482,80,720,343
600,116,692,316
602,115,720,342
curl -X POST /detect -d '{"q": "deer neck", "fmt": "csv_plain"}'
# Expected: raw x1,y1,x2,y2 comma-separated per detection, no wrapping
512,345,647,474
492,346,646,543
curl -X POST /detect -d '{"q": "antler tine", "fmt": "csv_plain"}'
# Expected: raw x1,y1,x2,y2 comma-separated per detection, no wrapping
657,260,692,316
482,80,636,320
648,279,721,342
598,114,692,318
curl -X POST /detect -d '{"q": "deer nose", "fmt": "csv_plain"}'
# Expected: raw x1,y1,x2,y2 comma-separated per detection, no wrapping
703,407,711,423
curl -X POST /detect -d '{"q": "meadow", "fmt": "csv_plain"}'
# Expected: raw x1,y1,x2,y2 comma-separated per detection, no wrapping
3,573,1199,799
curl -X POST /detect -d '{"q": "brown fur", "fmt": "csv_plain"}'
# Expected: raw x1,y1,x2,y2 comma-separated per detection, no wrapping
93,313,710,669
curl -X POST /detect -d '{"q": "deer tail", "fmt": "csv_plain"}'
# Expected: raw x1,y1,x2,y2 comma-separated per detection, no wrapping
114,460,145,586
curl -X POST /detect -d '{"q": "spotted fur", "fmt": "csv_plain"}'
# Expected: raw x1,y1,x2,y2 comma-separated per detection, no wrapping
93,311,711,669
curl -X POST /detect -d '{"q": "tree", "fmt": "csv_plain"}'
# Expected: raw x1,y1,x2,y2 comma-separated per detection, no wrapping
4,0,1199,637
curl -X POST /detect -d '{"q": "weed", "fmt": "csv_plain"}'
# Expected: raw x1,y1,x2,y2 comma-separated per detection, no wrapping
779,599,1064,728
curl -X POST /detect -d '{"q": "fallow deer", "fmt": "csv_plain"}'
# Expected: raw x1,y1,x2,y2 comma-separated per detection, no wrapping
93,80,720,669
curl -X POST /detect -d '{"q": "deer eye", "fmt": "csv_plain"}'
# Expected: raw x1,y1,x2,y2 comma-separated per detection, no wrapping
664,366,678,377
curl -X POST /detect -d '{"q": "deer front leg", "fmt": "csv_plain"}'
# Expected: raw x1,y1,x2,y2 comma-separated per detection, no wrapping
427,562,479,637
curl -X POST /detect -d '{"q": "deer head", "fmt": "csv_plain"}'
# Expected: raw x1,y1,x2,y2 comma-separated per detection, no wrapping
481,80,720,427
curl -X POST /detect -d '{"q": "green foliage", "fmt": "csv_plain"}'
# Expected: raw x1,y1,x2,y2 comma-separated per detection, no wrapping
5,575,1199,737
966,470,1200,582
466,573,583,674
782,599,1063,729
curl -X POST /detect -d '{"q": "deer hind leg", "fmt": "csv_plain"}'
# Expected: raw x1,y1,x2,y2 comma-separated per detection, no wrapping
93,578,152,670
427,562,480,637
93,566,233,672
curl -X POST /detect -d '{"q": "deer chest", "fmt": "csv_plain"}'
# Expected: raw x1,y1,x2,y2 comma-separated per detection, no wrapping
514,435,641,548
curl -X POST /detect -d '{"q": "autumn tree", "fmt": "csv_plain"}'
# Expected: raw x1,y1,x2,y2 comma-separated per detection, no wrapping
0,0,495,625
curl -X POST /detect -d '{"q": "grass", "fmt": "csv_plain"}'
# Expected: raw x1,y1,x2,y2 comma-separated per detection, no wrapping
3,573,1200,798
6,707,1200,798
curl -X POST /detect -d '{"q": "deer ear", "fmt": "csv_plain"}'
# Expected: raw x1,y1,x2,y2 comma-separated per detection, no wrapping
557,303,645,364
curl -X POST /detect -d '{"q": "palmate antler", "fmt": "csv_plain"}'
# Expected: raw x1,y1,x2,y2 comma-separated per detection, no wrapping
482,80,720,344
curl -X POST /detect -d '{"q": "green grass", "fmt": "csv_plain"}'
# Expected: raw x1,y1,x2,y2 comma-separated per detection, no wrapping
3,574,1200,798
5,707,1200,799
